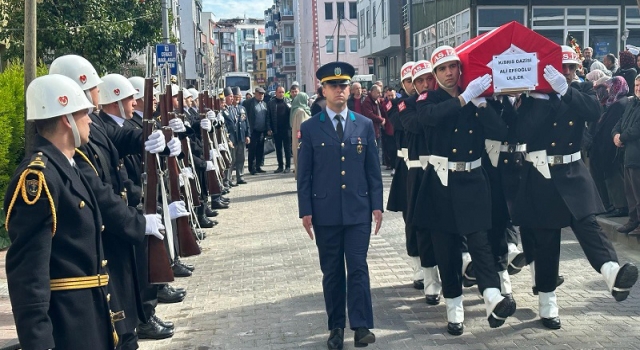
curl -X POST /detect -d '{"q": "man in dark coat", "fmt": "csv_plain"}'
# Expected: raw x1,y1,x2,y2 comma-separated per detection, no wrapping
5,74,115,350
268,85,292,173
297,62,383,350
514,46,637,330
245,87,272,174
613,74,640,236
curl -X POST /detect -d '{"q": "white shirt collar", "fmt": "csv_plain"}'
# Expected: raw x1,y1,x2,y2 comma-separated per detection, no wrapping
106,112,126,127
325,106,349,121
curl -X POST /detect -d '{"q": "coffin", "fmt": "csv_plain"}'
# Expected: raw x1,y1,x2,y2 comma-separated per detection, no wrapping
455,21,562,96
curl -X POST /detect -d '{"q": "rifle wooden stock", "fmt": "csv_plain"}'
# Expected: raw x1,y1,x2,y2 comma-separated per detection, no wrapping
201,91,222,195
161,127,201,257
144,81,174,284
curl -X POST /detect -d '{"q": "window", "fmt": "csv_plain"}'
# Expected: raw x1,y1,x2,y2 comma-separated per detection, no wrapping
337,2,345,20
338,36,346,53
326,36,334,53
349,2,357,19
359,10,365,46
436,9,469,49
349,35,358,52
284,48,296,65
283,24,294,41
413,24,435,60
372,2,376,37
381,0,387,37
478,8,526,30
325,2,333,20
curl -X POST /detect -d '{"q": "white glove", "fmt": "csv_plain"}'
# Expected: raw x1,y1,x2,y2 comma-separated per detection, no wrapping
168,118,186,133
167,137,182,157
529,92,550,100
144,214,165,240
184,120,191,128
206,160,215,171
200,118,212,132
460,74,492,104
217,115,225,125
181,167,195,179
144,130,166,154
168,200,190,220
206,110,216,121
471,97,486,107
543,65,568,96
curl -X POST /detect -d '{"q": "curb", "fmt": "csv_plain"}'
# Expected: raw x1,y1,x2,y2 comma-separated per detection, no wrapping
597,216,640,250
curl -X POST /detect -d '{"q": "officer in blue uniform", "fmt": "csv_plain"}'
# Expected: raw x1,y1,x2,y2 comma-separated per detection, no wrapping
297,61,383,350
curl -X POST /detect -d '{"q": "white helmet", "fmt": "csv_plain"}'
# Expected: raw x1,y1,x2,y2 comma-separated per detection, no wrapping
430,45,460,69
188,88,199,98
128,76,159,100
411,60,433,80
49,55,103,90
561,45,581,65
401,61,415,81
27,74,94,147
98,74,137,105
182,88,192,99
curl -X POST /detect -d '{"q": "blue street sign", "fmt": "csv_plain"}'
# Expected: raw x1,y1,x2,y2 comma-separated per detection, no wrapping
156,44,178,75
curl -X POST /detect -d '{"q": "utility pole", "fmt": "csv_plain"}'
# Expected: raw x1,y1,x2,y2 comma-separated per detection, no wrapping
161,0,170,43
24,0,37,154
336,14,341,62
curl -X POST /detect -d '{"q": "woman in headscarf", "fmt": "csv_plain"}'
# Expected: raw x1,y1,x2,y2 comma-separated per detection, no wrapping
616,50,637,96
588,76,629,217
586,69,606,83
590,61,612,77
290,92,311,179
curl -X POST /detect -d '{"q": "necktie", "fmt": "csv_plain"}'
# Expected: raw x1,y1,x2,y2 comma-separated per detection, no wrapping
335,115,343,140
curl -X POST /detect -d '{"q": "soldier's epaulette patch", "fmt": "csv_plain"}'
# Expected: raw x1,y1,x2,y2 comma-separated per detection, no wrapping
398,101,406,112
417,92,428,102
6,152,57,236
28,152,48,170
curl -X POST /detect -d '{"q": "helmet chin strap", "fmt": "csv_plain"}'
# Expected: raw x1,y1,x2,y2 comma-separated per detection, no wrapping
117,100,126,119
85,90,93,104
65,114,81,148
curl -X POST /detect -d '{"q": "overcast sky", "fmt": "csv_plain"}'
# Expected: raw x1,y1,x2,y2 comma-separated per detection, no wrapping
202,0,273,20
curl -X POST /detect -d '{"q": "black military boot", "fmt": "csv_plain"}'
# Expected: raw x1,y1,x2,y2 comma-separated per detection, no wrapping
197,206,214,228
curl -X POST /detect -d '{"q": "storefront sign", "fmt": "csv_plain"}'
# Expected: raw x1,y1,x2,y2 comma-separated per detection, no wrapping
491,52,538,93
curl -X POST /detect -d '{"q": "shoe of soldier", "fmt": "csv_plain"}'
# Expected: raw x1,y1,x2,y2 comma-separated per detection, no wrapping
157,285,185,303
617,221,639,234
152,315,174,329
237,179,247,184
172,263,192,278
137,317,174,340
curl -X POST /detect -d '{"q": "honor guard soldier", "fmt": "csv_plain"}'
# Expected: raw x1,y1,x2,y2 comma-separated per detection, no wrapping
414,46,515,335
4,74,115,350
297,62,383,350
513,46,638,329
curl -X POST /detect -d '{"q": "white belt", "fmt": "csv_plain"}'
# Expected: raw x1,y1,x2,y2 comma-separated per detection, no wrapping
406,160,422,169
485,139,527,167
401,148,408,159
419,155,430,170
547,151,581,166
428,156,482,186
448,158,482,172
397,150,404,157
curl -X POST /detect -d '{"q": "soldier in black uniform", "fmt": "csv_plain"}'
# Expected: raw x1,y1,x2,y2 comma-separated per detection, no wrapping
400,60,443,305
5,74,114,350
414,45,515,335
386,62,425,289
513,46,638,330
223,87,250,186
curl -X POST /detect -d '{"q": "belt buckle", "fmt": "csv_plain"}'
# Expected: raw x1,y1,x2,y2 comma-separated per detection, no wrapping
111,311,126,323
507,144,516,153
552,155,563,165
454,162,465,172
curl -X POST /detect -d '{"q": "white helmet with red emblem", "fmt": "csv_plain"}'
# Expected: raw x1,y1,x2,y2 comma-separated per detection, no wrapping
98,74,138,119
430,45,460,70
400,61,415,81
49,55,103,91
411,60,433,80
561,45,581,65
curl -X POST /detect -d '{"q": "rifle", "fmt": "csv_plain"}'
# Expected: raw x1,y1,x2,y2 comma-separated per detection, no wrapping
207,95,227,178
211,95,233,169
199,91,222,195
175,112,201,208
142,78,174,284
169,90,201,257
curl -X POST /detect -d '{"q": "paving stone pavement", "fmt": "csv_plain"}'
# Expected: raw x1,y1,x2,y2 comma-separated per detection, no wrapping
134,154,640,350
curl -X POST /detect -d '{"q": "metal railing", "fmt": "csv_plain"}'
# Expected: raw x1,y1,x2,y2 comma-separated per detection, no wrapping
402,4,409,29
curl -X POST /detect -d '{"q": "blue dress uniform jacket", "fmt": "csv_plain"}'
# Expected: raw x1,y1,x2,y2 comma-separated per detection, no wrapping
514,83,605,229
297,110,383,225
4,136,113,350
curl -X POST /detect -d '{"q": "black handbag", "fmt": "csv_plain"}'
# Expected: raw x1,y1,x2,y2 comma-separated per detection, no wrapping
264,136,275,155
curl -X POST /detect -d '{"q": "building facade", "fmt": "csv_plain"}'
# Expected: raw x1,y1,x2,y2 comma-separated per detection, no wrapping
178,0,205,86
235,20,266,74
357,0,404,88
253,43,269,88
411,0,640,62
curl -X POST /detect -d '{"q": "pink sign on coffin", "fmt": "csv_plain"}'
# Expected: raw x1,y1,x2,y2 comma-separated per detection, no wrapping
455,21,562,96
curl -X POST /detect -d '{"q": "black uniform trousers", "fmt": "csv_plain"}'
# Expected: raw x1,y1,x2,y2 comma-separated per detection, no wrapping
248,131,266,172
520,214,618,293
314,223,374,331
432,230,500,298
274,130,292,168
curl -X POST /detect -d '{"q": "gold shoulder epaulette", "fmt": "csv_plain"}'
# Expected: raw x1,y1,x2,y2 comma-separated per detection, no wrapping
6,152,57,236
74,148,99,176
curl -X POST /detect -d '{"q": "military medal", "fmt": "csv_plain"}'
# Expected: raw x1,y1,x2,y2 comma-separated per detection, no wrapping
357,137,363,154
